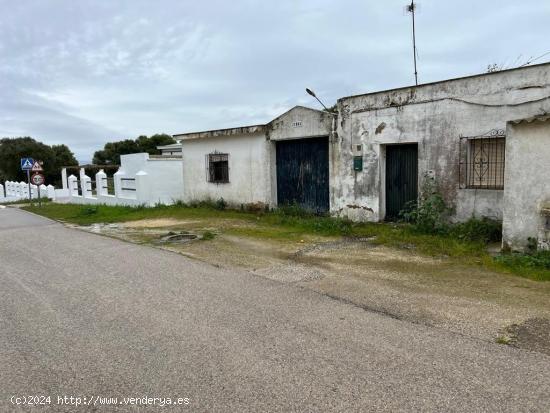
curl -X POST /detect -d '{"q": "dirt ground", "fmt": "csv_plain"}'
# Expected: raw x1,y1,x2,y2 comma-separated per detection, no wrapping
71,218,550,356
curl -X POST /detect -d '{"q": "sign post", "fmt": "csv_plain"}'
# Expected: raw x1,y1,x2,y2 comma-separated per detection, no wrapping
20,158,34,202
30,161,44,207
31,172,45,207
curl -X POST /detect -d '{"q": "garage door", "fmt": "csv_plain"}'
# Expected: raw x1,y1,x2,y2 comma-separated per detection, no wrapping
276,137,329,213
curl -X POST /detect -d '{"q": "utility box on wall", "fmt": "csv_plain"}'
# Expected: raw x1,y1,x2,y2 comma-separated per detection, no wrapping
353,144,363,171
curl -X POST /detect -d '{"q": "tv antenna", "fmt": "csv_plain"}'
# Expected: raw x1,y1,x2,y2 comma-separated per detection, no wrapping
405,1,419,85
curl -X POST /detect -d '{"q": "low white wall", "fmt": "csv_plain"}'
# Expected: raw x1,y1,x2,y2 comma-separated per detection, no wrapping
2,181,56,202
503,119,550,250
181,132,273,207
57,153,184,207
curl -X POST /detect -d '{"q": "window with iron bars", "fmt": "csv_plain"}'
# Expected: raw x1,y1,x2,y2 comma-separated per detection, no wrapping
206,153,229,184
459,130,506,190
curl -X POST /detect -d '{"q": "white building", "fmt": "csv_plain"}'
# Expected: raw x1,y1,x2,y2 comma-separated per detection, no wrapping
157,142,182,157
333,62,550,224
175,106,333,210
173,63,550,251
502,115,550,251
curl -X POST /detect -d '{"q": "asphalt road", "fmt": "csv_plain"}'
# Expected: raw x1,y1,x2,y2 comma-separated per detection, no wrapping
0,208,549,412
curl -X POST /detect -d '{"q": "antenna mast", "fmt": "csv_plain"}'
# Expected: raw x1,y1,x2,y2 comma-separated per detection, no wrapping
406,1,419,85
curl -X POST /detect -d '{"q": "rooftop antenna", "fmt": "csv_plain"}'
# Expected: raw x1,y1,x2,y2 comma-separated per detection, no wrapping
405,1,419,85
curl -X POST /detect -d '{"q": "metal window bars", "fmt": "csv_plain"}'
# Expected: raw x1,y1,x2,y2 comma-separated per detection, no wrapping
459,129,506,190
205,153,229,184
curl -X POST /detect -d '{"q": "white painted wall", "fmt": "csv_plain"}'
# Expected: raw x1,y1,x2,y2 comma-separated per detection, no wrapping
503,119,550,251
2,181,57,202
57,153,184,207
181,132,273,207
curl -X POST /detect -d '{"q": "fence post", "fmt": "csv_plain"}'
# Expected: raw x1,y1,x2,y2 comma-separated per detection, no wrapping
19,182,27,199
113,169,125,198
0,183,4,199
61,168,68,190
68,175,79,197
78,168,91,198
47,185,56,200
95,169,108,197
39,184,48,198
135,171,150,205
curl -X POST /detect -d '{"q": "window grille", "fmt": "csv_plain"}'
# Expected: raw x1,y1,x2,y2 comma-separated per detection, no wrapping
206,153,229,184
459,129,505,190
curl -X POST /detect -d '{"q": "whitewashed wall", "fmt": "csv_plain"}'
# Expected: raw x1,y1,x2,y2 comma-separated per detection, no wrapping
334,63,550,222
181,132,274,207
1,181,56,202
503,118,550,251
57,153,184,207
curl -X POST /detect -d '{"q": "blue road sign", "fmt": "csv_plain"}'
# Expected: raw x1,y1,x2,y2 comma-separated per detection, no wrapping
21,158,34,170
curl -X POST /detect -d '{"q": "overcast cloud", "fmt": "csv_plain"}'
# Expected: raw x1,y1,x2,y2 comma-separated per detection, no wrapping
1,0,549,161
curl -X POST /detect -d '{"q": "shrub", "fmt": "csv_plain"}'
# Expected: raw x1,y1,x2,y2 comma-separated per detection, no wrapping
202,231,216,240
451,217,502,243
400,175,450,235
215,198,227,211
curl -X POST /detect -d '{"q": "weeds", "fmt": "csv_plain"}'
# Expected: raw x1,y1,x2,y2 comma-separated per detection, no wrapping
201,231,216,241
450,218,502,243
22,201,550,281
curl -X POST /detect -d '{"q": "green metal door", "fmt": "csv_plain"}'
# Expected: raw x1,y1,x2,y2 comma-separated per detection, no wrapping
385,144,418,220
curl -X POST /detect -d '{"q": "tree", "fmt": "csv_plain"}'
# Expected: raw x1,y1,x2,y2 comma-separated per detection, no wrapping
136,134,176,154
0,137,78,186
92,134,176,165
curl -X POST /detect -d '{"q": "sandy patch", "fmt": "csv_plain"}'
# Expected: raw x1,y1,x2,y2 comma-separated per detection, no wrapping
123,218,201,228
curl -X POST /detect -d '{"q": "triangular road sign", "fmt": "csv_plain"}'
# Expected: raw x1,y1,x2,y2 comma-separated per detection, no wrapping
31,161,43,172
21,158,34,170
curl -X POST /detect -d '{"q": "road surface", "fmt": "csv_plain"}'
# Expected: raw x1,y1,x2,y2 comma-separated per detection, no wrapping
0,208,549,412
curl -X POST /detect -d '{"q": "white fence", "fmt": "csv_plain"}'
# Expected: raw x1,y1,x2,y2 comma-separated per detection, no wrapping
57,153,184,207
0,181,56,203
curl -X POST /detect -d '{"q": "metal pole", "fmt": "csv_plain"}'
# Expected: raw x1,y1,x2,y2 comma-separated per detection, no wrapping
38,183,41,207
411,0,418,86
27,170,32,202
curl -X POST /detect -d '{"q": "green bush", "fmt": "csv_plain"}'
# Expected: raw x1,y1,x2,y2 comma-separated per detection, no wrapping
451,217,502,243
215,197,227,211
202,230,216,240
400,176,450,235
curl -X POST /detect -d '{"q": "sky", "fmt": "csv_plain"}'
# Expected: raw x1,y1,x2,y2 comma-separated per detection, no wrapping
1,0,549,162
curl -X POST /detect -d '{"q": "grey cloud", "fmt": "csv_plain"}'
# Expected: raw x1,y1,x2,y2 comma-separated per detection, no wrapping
0,0,549,161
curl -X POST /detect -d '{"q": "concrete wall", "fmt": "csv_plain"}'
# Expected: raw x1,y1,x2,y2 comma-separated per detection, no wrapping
502,118,550,251
57,153,183,207
181,132,273,207
334,63,550,222
118,153,184,205
267,106,333,142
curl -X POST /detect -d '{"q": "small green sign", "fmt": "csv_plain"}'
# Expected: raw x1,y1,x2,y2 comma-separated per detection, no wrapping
353,156,363,171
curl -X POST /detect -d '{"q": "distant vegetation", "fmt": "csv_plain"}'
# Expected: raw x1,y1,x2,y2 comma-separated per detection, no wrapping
92,134,176,165
0,137,78,186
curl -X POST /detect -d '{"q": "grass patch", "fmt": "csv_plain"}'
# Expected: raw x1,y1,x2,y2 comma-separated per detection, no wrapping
22,202,550,281
496,335,513,345
494,251,550,282
201,230,216,241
